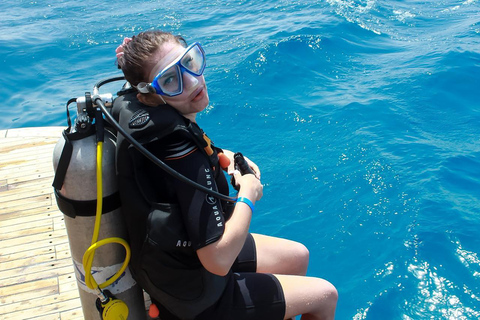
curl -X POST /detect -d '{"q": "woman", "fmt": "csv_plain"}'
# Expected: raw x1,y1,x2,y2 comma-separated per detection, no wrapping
114,30,337,320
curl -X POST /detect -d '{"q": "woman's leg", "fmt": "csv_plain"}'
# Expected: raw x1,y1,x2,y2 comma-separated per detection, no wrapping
252,233,310,276
275,274,338,320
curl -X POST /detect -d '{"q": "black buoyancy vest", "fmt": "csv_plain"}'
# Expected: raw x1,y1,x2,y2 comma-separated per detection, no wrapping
112,92,219,177
112,92,228,320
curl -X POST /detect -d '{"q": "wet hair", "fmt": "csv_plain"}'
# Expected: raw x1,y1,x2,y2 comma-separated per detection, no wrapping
117,30,186,86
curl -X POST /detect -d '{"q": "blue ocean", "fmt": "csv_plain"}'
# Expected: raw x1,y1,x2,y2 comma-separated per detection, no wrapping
1,0,479,319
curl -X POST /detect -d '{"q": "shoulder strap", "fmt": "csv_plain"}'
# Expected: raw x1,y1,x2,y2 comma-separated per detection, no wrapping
186,121,219,169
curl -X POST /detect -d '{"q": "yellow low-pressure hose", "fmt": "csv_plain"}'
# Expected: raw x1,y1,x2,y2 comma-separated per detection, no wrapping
82,141,131,290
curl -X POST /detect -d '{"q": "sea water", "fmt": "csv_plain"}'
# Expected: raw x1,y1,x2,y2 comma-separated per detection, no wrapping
1,0,479,319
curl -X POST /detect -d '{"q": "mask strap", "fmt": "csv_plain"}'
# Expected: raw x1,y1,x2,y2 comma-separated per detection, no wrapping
136,82,154,94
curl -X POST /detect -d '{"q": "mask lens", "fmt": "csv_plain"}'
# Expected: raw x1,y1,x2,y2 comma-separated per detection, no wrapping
151,43,205,96
156,65,182,95
181,44,205,75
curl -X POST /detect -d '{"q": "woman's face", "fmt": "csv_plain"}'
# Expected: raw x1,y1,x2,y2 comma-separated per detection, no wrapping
146,41,209,120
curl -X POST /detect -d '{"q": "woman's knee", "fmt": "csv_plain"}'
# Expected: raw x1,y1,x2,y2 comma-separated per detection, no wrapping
277,275,338,320
291,242,310,275
309,279,338,320
322,280,338,308
317,280,338,320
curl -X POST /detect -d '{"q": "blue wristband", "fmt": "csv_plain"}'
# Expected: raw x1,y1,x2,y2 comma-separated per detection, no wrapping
236,197,254,213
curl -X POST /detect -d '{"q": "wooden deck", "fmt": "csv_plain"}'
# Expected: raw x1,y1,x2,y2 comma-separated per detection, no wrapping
0,127,150,320
0,127,86,319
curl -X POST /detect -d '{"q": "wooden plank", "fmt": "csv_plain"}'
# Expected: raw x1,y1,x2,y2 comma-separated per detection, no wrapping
28,314,62,320
0,162,55,182
0,194,52,215
0,249,57,272
0,288,81,319
0,176,53,194
0,138,57,148
0,146,57,165
0,221,54,241
0,144,56,163
0,185,54,207
54,216,66,232
56,247,73,261
30,314,62,320
0,212,62,235
0,150,55,168
0,210,53,229
1,258,74,288
55,242,72,254
0,245,55,264
2,126,64,138
0,202,59,222
58,274,78,294
4,171,55,186
60,307,84,320
0,277,59,305
3,175,53,189
1,233,68,257
0,209,59,226
1,228,67,254
31,314,62,320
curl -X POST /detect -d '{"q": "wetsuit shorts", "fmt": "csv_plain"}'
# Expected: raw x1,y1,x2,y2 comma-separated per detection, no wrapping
155,234,286,320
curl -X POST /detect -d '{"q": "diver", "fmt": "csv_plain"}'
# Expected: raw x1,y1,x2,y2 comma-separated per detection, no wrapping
114,30,337,320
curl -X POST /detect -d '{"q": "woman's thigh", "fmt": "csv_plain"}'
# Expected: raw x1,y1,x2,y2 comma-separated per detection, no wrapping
252,233,310,276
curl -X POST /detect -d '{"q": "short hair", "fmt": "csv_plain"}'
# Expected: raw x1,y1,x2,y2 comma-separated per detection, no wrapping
118,30,186,86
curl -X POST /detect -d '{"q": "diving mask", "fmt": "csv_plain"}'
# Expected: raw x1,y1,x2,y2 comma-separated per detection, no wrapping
137,42,206,97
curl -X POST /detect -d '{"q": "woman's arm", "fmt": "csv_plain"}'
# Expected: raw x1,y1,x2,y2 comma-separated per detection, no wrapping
150,135,263,276
197,172,262,276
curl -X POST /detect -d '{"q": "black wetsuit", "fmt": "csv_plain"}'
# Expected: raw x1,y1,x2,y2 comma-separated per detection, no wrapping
113,93,285,320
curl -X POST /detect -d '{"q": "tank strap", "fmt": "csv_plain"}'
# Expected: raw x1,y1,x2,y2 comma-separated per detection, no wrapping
52,127,95,190
54,188,121,218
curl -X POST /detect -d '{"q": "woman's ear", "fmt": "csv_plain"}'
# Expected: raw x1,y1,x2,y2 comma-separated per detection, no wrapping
137,93,165,107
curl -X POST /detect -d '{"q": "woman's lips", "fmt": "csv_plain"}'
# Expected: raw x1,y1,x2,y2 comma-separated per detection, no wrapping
191,87,205,102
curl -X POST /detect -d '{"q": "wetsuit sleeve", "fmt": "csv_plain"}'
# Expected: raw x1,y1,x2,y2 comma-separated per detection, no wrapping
147,134,226,250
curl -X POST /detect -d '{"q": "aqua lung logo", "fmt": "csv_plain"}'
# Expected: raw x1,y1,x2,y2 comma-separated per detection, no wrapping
176,240,192,247
129,109,150,128
204,168,217,205
206,195,216,205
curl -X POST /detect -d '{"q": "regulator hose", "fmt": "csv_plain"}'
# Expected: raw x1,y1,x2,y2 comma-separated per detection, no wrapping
82,107,131,291
93,95,237,203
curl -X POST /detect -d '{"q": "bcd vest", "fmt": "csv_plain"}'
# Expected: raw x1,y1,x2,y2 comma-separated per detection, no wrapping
112,92,229,320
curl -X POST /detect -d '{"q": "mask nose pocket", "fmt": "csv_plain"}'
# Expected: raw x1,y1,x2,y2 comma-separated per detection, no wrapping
183,72,199,89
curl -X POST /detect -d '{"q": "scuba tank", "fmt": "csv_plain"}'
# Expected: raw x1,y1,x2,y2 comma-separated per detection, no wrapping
52,76,240,319
52,91,146,320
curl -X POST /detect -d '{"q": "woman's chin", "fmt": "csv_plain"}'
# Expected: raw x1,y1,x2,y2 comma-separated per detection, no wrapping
194,89,209,111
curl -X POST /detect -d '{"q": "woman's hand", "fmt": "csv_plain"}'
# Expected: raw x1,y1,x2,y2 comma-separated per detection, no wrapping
233,170,263,202
223,149,261,179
